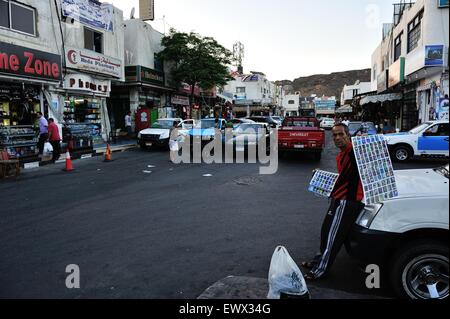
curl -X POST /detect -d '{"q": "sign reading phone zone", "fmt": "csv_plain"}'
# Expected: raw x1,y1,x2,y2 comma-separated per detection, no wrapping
0,41,62,82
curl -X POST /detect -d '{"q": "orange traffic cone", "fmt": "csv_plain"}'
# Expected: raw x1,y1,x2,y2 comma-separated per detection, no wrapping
104,144,113,162
63,150,74,172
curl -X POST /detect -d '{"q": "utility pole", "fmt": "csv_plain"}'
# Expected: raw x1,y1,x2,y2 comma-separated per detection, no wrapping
233,42,245,74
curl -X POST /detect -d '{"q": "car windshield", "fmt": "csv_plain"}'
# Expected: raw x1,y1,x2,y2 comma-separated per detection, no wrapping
151,121,174,129
434,164,449,179
235,124,265,133
409,123,431,134
348,123,362,131
195,120,217,129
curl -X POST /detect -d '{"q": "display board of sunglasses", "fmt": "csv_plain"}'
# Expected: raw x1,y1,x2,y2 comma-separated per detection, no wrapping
308,170,339,198
352,135,399,205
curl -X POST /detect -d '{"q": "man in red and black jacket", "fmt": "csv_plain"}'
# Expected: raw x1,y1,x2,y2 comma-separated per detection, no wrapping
303,123,365,280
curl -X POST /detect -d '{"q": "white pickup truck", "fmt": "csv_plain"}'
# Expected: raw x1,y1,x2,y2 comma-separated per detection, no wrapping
385,121,449,162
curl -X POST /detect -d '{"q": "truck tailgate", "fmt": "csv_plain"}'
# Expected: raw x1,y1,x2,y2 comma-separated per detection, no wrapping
278,128,325,149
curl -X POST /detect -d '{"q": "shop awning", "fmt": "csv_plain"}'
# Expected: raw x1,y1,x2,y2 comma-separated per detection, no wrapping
336,105,353,113
360,93,403,105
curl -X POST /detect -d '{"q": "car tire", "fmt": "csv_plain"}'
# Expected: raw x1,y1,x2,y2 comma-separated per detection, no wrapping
140,143,148,150
389,240,449,299
392,145,412,162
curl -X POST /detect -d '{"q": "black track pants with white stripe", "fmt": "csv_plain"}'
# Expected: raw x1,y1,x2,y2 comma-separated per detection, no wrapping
310,199,365,278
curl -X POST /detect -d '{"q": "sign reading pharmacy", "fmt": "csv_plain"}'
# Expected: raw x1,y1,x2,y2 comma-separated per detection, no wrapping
64,73,111,96
66,48,122,78
0,41,61,82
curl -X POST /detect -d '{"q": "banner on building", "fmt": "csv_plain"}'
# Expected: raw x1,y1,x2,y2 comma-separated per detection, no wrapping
438,0,449,8
66,47,122,78
62,0,114,32
171,95,190,106
425,45,444,66
438,95,449,120
139,0,155,21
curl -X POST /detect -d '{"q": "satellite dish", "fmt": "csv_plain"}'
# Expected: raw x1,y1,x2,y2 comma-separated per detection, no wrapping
130,7,136,19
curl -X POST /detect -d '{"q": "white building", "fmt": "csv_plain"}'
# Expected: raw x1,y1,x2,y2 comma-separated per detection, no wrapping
223,71,277,116
340,81,372,104
110,18,175,131
58,0,125,144
369,0,449,130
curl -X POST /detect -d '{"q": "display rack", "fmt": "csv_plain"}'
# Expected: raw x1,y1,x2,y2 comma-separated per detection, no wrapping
0,125,38,162
62,123,94,154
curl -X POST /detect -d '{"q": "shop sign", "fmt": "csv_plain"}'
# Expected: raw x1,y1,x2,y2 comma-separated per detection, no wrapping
314,99,336,111
180,83,201,96
62,0,114,32
425,45,445,66
171,95,190,106
64,74,111,96
0,41,62,82
125,66,164,86
66,47,122,78
388,57,405,88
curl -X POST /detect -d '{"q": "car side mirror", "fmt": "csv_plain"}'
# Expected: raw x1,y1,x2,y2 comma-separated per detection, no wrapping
423,131,433,137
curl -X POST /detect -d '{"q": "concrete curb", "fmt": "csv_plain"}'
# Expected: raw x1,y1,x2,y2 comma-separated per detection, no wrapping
197,276,387,300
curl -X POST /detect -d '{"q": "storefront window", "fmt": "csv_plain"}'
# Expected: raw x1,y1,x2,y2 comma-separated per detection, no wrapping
64,97,103,144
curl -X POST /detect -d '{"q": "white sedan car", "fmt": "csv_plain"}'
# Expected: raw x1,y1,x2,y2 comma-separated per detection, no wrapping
137,118,194,149
320,118,335,129
347,164,449,299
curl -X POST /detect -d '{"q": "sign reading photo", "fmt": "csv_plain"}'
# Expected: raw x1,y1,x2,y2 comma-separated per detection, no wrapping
66,48,122,78
62,0,114,32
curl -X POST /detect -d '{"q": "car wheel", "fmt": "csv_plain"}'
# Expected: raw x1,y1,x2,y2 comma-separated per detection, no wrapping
390,240,449,299
140,143,148,150
393,145,412,162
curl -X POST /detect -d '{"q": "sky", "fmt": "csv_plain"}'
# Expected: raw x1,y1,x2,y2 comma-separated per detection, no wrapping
103,0,396,81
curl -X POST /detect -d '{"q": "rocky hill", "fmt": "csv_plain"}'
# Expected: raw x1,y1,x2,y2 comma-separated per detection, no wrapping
276,69,371,100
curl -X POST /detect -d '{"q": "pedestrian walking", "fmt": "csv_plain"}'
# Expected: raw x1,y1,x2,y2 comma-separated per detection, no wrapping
37,112,48,155
47,118,61,163
301,123,365,280
125,111,132,138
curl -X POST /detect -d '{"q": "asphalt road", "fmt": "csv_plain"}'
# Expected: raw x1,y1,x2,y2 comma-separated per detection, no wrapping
0,131,447,299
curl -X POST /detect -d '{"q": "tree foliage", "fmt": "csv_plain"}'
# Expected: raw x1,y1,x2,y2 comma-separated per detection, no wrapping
157,29,233,101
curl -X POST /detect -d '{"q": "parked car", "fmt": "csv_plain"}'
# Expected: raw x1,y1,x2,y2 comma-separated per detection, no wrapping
187,118,228,143
278,117,325,161
247,116,281,128
348,122,377,136
225,123,271,153
271,116,284,125
137,118,194,149
385,120,449,162
229,118,255,129
320,118,335,129
347,164,449,299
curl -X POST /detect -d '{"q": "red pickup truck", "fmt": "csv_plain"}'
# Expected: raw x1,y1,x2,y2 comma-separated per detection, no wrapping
278,117,325,161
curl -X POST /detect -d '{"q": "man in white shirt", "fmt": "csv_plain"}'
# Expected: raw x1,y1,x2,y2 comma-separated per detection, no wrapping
125,111,132,138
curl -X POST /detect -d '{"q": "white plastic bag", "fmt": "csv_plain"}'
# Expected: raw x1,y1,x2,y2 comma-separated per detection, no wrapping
43,142,53,155
169,139,179,152
267,246,309,299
